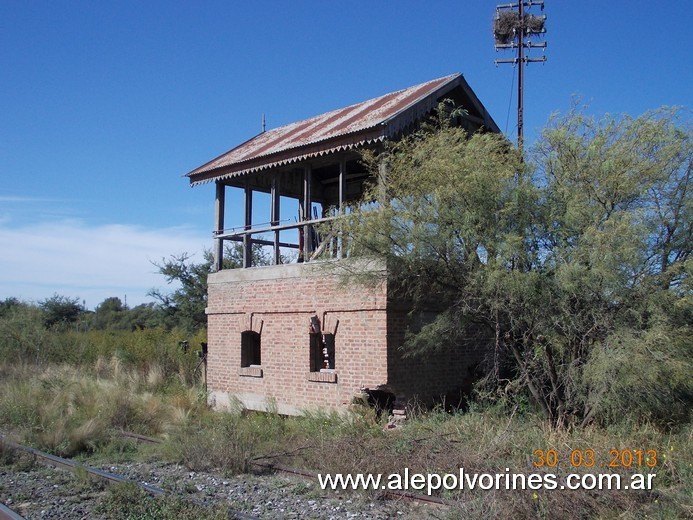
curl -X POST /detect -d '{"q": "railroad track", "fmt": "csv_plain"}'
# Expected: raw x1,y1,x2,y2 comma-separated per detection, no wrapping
120,430,448,508
2,430,447,519
0,435,257,520
0,502,24,520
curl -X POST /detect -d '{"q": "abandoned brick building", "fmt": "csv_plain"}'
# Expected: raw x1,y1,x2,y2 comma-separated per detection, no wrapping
186,73,499,415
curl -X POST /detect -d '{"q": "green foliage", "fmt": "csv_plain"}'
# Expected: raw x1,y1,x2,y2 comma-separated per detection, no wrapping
98,482,228,520
90,296,160,330
530,106,692,428
38,293,86,329
150,244,271,332
331,106,692,429
0,297,24,317
583,318,692,427
0,302,58,364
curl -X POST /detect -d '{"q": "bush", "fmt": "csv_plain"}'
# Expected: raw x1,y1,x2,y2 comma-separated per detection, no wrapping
98,482,228,520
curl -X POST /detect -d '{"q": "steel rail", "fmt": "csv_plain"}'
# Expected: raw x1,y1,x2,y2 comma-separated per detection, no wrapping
1,437,164,495
118,430,449,507
0,503,25,520
0,436,257,520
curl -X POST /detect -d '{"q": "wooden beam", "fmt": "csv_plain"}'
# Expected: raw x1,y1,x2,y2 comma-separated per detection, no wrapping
302,165,312,261
338,159,346,258
225,236,298,249
213,182,225,271
215,215,338,240
271,174,281,265
243,182,252,268
310,232,334,261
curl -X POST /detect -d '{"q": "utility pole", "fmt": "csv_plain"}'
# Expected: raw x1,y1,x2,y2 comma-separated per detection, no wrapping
494,1,547,150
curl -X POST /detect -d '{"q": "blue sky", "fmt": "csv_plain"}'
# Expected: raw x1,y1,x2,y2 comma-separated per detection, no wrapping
1,1,690,309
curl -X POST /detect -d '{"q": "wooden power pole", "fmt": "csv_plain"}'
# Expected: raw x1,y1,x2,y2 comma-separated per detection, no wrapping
494,1,547,150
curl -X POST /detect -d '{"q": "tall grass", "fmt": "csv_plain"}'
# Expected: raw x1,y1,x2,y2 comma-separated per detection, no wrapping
1,361,690,518
0,361,206,457
0,305,689,518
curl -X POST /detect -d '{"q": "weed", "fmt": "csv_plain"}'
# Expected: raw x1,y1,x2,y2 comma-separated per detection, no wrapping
1,359,690,518
97,482,228,520
0,439,19,466
162,412,257,476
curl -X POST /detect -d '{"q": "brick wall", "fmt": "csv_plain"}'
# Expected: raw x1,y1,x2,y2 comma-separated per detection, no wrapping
206,261,390,414
206,260,489,414
386,304,489,408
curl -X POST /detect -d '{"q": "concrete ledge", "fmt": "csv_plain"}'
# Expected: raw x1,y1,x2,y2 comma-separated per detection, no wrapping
208,390,302,415
307,371,338,383
208,257,385,284
239,366,263,378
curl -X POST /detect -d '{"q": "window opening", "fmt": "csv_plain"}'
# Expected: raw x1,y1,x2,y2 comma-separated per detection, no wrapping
311,332,335,372
309,314,335,372
241,330,261,367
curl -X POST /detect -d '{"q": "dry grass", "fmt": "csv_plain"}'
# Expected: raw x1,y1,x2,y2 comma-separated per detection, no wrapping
159,400,692,517
0,361,202,457
1,362,690,518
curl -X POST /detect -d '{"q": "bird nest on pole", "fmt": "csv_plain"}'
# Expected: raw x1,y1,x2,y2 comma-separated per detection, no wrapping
493,11,546,44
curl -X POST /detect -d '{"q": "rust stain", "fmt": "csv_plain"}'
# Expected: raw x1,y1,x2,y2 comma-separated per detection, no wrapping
187,74,460,181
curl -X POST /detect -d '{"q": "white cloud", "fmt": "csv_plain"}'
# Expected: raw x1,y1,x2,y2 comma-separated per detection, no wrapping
0,219,208,309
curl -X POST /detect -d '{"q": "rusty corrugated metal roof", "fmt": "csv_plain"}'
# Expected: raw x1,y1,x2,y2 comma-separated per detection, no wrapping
187,73,496,185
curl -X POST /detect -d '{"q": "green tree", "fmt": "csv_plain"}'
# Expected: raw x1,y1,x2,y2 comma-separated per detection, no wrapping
38,294,86,329
92,296,128,330
0,297,31,320
532,106,692,427
150,244,271,332
89,297,166,331
332,106,691,428
0,299,53,364
126,302,165,330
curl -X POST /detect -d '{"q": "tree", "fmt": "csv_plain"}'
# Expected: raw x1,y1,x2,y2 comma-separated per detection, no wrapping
150,243,271,332
38,294,86,329
332,106,691,428
92,296,127,330
532,106,692,427
0,297,25,318
126,302,165,331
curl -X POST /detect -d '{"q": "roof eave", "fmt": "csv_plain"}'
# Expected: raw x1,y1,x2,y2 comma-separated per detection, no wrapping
187,126,388,186
186,73,501,187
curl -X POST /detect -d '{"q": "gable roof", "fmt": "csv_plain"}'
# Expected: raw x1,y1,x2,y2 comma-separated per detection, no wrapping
187,73,499,186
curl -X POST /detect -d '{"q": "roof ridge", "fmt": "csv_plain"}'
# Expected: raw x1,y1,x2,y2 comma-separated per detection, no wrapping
187,73,470,182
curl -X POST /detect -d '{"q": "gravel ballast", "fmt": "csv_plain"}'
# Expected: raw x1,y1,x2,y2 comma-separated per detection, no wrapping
1,452,435,519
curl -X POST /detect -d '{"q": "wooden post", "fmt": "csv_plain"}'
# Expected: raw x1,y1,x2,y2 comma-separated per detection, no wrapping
213,182,225,271
271,174,281,265
303,165,312,261
243,182,252,268
378,159,388,202
338,159,347,258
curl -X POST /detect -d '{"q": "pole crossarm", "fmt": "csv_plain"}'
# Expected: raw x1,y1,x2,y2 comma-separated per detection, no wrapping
495,41,547,50
493,0,548,148
495,56,547,65
496,1,544,10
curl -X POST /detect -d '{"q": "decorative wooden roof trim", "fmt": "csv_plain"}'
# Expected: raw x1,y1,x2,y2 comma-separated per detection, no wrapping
186,74,499,186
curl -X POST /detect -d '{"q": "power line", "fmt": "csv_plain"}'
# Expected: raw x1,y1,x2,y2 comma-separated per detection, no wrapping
504,62,516,135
